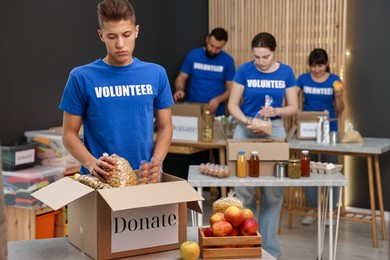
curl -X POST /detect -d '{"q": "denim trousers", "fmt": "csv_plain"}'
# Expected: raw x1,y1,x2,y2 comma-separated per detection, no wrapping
305,153,339,209
233,119,285,259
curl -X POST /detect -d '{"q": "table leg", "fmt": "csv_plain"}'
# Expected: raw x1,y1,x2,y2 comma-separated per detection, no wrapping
318,186,322,260
334,187,343,260
329,186,333,260
374,154,387,241
197,187,203,227
367,156,378,248
218,148,227,197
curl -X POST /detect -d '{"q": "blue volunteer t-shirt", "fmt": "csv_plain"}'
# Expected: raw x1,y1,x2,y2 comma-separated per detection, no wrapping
59,58,174,172
181,47,236,115
233,61,297,118
297,72,340,131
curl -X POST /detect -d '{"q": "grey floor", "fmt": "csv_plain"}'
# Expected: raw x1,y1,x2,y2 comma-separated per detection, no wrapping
189,191,390,260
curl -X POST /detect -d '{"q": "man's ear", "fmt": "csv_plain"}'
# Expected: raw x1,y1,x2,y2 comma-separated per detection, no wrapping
97,29,104,42
135,25,140,38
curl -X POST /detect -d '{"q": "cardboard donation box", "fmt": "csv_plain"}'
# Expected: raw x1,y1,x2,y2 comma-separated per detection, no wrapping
227,139,289,176
295,111,329,139
32,173,203,260
171,103,208,142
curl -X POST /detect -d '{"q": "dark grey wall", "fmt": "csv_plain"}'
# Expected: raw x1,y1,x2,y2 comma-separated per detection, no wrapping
0,0,208,145
346,0,390,210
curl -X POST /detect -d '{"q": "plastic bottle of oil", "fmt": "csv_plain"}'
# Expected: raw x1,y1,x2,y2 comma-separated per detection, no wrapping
203,109,213,142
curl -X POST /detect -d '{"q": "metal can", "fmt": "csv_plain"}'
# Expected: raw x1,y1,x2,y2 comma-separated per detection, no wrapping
274,162,287,178
288,159,301,178
330,131,338,145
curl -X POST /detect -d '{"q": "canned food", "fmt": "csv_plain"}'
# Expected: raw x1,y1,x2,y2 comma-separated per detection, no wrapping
274,162,287,178
288,159,301,178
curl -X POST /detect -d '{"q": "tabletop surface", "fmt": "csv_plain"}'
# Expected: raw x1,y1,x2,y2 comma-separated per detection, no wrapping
188,165,348,187
288,137,390,155
8,227,276,260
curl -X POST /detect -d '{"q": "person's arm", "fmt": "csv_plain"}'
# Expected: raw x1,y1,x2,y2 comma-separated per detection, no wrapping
208,80,233,114
334,89,345,117
152,107,173,163
173,72,189,101
62,112,114,180
228,81,250,125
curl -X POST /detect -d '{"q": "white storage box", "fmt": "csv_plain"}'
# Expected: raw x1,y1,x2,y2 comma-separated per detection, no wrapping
24,129,82,168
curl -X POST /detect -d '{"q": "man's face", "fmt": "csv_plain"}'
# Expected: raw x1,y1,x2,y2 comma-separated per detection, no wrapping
205,35,226,58
98,19,139,66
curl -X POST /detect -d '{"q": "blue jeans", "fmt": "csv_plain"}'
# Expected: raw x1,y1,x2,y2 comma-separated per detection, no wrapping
233,119,285,259
305,154,339,209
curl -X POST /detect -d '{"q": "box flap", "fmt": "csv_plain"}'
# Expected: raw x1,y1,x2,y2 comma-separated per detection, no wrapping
171,102,207,116
227,138,289,161
98,181,204,212
31,177,94,210
295,111,328,121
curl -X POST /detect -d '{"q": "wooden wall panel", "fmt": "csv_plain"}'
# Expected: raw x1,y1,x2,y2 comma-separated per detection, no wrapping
209,0,347,79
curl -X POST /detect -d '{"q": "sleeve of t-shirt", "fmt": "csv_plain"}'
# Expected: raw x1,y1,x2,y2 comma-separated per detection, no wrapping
285,66,298,88
233,64,247,86
180,51,193,75
225,56,236,81
59,71,85,116
154,67,174,110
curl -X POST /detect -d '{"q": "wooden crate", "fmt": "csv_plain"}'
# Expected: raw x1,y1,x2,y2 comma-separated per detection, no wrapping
198,227,262,259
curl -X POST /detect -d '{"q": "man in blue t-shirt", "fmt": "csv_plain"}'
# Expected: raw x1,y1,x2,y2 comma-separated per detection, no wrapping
59,0,173,179
173,28,236,116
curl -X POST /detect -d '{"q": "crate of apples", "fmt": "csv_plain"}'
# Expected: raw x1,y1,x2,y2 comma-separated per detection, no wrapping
198,206,262,259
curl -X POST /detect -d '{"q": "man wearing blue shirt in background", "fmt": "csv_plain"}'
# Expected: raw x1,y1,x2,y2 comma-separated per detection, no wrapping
173,28,235,116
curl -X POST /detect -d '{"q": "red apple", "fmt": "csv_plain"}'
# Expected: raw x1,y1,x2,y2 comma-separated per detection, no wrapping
212,220,233,237
224,205,244,227
210,212,226,226
203,226,213,237
239,218,258,236
241,208,255,219
229,227,240,236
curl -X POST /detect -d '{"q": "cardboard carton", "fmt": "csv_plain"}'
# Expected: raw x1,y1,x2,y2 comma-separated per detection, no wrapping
227,139,289,176
31,173,203,260
171,103,208,141
295,111,328,139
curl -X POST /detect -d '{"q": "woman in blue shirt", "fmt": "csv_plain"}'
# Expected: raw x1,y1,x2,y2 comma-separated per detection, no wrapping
297,48,345,225
228,32,298,259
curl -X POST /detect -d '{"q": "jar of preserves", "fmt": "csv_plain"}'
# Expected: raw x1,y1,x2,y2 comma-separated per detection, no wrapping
249,151,260,177
237,151,247,178
288,159,301,178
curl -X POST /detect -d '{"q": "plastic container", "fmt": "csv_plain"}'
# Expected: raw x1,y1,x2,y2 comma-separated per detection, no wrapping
36,210,61,239
1,142,36,171
24,129,81,168
237,151,247,178
249,151,260,177
2,166,66,209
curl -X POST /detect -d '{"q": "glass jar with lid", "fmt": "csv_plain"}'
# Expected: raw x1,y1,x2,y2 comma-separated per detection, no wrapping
288,159,301,178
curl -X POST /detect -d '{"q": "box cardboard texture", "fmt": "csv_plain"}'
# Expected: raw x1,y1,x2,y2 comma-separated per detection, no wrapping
31,173,203,260
227,139,289,176
171,103,208,142
295,111,329,139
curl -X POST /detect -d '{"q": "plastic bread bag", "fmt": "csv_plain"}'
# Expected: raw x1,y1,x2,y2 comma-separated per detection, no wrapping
248,95,273,137
341,122,363,143
103,153,138,187
212,189,243,213
73,173,112,189
138,157,163,184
